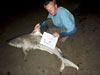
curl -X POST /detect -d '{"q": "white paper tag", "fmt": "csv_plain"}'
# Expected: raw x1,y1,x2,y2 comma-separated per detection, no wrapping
40,32,58,49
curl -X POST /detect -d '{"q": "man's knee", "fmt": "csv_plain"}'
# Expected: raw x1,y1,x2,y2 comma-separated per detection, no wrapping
45,18,54,27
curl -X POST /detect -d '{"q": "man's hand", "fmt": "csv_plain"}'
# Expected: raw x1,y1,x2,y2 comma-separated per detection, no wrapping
34,23,40,29
53,32,60,38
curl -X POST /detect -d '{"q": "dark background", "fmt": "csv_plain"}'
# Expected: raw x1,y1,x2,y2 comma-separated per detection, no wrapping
0,0,100,24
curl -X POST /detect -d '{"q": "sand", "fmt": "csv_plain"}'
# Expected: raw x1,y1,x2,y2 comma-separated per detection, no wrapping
0,7,100,75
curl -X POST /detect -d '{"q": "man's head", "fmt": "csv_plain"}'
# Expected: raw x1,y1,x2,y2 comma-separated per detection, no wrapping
43,0,58,16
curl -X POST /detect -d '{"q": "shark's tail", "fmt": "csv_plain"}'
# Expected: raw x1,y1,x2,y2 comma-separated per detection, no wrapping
60,57,79,72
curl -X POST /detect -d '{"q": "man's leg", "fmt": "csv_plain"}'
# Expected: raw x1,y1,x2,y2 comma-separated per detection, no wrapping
44,18,77,42
45,18,66,34
60,28,77,42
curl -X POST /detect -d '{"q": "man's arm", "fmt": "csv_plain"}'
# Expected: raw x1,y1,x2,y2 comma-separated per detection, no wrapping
59,9,76,37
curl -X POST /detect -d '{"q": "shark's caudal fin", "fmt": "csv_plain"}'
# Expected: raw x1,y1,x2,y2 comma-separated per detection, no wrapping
60,57,79,72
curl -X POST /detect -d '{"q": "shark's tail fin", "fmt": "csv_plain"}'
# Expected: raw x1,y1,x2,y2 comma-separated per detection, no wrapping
60,57,79,72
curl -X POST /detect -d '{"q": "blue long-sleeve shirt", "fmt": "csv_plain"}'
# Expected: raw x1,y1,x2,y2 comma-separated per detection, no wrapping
40,7,76,37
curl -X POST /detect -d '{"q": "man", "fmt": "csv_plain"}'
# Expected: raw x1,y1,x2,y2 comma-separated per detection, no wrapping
34,0,77,42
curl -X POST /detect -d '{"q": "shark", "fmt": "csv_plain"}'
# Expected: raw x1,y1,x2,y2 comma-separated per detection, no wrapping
8,24,79,74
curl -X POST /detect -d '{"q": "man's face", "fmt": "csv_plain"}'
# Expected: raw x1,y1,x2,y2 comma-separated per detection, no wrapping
44,2,57,16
